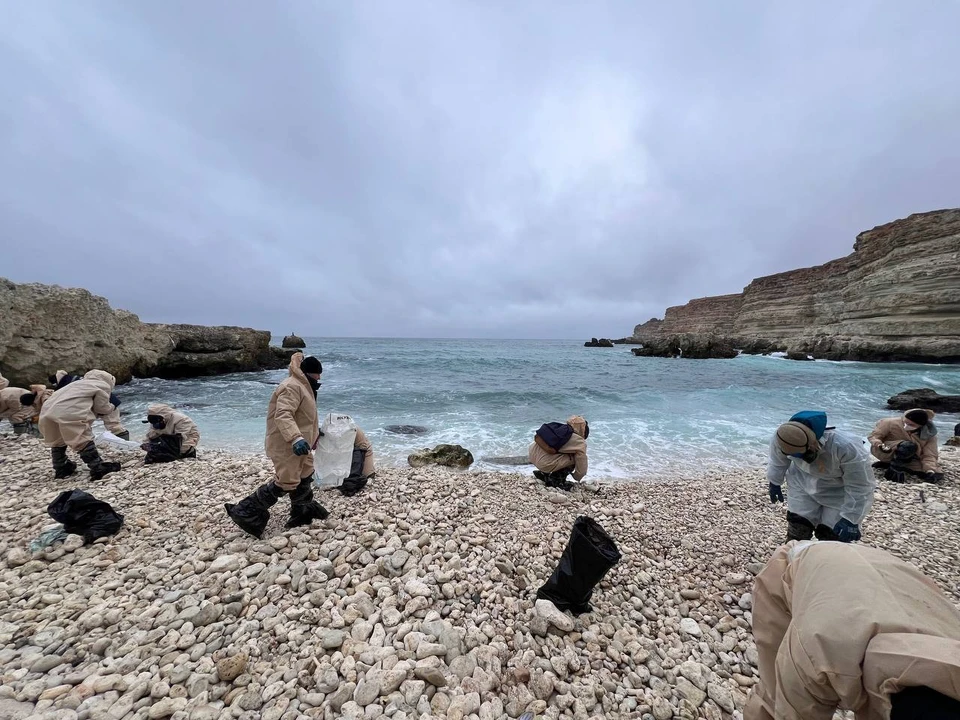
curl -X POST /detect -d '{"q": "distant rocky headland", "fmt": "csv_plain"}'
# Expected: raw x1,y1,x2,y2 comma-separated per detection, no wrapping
0,279,292,386
626,209,960,362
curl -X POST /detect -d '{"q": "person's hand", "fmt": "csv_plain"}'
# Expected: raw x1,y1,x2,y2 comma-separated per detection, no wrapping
833,518,861,543
924,471,941,484
768,483,784,503
292,439,311,456
140,443,150,451
109,393,121,407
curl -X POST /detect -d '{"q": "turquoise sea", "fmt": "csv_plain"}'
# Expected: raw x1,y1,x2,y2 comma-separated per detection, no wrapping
115,339,960,479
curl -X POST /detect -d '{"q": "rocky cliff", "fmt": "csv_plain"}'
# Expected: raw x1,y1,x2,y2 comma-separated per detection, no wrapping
0,279,292,386
631,209,960,362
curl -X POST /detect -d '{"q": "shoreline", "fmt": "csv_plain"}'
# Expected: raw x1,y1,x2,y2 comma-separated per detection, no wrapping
1,433,958,719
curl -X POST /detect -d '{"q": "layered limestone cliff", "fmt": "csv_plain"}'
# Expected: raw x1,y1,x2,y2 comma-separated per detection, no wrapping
631,209,960,362
0,279,291,386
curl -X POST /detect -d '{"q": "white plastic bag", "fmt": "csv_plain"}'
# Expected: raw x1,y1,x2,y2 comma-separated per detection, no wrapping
314,413,357,488
97,431,144,452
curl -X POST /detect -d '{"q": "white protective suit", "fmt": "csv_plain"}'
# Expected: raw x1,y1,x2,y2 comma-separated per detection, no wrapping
767,428,875,528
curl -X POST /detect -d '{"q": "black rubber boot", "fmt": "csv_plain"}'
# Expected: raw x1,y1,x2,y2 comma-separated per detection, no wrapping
286,476,329,529
785,511,815,541
52,446,77,479
79,442,121,480
814,524,841,542
225,482,287,538
12,422,31,435
115,430,130,441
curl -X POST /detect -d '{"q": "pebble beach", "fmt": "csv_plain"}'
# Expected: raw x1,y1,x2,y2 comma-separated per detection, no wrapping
1,434,958,720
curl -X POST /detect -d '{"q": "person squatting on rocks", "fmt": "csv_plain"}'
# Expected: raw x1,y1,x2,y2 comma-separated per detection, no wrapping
767,411,874,543
869,408,943,484
528,415,589,489
50,369,129,440
341,427,376,496
1,384,49,434
140,403,200,463
0,370,8,391
225,353,328,537
38,370,123,480
745,541,960,720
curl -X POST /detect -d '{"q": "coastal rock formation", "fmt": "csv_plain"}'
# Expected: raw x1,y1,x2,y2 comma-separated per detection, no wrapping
408,444,475,469
584,338,614,348
887,388,960,413
0,279,291,386
631,334,739,359
385,425,431,435
631,209,960,363
282,333,306,349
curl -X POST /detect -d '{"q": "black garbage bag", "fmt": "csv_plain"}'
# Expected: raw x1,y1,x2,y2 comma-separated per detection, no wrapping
536,515,622,615
47,490,124,545
892,441,918,465
339,448,369,497
144,434,195,464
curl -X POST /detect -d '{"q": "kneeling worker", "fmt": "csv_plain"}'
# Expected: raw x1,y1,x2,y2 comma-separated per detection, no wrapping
141,403,200,463
528,415,589,488
15,384,54,434
746,541,960,720
38,370,122,480
1,384,48,433
768,411,873,543
869,408,942,483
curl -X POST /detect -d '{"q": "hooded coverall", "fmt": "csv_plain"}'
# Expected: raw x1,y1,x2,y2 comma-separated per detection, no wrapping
868,409,939,474
528,415,589,481
144,403,200,459
768,412,874,540
745,541,960,720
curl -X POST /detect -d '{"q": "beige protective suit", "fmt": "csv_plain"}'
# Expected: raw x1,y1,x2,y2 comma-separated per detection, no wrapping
0,372,8,391
39,370,117,450
354,427,375,477
265,353,320,491
868,409,939,473
528,415,589,481
0,386,36,424
145,403,200,452
745,541,960,720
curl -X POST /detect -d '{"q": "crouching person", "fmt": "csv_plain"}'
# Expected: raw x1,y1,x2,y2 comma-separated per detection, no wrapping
225,353,328,537
745,541,960,720
141,404,200,463
869,408,943,484
1,384,46,434
37,370,122,480
15,384,54,434
528,415,589,489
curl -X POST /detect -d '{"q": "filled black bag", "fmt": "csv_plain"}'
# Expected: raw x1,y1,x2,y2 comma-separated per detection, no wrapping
339,448,369,497
536,515,622,615
47,490,124,545
144,434,193,464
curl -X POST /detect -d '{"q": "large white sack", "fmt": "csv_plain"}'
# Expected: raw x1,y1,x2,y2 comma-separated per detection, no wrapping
97,431,144,452
314,413,357,488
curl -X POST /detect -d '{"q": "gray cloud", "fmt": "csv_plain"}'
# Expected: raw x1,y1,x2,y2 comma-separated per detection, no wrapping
2,1,959,338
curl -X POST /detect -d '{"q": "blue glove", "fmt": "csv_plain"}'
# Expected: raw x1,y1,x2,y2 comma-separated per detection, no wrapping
109,393,121,407
292,439,310,456
833,518,861,543
768,483,784,503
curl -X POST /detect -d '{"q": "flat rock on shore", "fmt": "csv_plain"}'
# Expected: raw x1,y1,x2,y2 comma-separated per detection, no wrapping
0,433,958,720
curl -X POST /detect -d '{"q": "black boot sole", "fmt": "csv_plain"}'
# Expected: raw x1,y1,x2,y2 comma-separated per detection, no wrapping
90,463,122,481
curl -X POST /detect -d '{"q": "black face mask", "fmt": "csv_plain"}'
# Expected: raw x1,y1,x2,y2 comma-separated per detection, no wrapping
307,376,321,396
792,448,819,463
147,415,166,430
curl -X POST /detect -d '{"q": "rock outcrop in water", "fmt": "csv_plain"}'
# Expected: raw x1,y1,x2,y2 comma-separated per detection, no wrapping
282,333,306,349
584,338,614,348
887,388,960,413
631,209,960,362
631,334,738,359
0,279,292,386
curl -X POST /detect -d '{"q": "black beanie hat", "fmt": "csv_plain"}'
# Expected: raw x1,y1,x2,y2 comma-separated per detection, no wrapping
905,409,929,426
300,356,322,375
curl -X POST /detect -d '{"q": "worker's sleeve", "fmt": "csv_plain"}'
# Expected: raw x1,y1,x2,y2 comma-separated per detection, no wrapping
838,442,875,525
773,630,841,720
91,390,115,418
921,437,939,473
766,436,790,485
273,385,304,444
572,448,588,481
867,420,887,451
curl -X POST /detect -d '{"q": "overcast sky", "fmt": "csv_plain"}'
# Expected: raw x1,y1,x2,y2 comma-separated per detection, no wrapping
2,2,959,339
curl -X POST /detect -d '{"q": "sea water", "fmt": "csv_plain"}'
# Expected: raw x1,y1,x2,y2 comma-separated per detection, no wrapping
114,338,960,479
